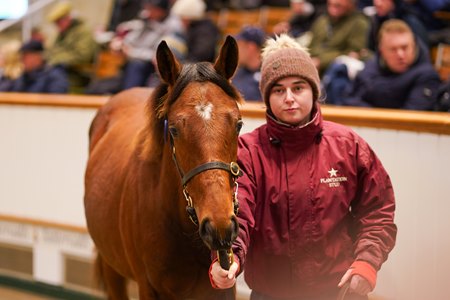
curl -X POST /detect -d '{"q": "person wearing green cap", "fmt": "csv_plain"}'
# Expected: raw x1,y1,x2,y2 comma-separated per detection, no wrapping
45,0,98,93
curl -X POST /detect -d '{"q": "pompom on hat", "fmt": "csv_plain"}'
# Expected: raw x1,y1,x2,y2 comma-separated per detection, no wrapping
46,1,72,22
171,0,206,20
259,34,320,107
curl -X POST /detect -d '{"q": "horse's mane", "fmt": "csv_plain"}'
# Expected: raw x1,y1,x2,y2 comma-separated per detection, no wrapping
138,62,241,161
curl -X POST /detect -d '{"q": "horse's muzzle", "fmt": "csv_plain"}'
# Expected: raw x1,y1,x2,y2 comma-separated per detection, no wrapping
199,215,239,250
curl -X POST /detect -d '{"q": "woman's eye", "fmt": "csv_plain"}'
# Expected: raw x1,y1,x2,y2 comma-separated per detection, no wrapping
273,88,283,94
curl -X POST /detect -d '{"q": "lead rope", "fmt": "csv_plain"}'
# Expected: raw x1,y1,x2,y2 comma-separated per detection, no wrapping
336,281,350,300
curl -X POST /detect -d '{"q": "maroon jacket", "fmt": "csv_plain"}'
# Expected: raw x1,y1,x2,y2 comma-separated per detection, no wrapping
233,104,397,299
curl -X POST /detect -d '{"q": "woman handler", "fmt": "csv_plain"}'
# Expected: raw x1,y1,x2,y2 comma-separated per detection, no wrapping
210,34,397,300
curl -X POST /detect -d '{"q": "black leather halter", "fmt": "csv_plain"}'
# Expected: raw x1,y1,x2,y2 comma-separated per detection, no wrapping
166,121,242,225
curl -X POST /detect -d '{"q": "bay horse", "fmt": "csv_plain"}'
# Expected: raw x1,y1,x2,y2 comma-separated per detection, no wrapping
84,37,243,299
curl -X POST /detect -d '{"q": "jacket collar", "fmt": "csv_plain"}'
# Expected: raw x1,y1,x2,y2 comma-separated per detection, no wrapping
265,103,323,149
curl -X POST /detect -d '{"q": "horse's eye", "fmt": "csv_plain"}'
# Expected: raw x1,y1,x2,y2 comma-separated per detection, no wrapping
236,120,244,134
169,127,178,137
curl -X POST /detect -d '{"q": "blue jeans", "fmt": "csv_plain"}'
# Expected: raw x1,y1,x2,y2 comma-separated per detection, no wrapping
322,62,351,106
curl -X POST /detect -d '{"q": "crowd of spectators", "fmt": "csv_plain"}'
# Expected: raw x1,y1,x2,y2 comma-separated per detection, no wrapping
0,0,449,112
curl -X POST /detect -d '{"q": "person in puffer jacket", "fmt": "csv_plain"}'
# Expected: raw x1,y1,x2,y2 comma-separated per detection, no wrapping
209,34,397,300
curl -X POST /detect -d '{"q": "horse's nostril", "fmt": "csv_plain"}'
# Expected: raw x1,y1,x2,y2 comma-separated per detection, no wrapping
199,218,214,248
199,217,239,250
200,218,212,237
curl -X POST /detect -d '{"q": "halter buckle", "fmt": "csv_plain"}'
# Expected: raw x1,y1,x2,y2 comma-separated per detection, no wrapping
230,162,241,177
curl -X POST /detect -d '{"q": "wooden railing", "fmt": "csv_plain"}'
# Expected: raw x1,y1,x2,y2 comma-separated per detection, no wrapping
2,92,449,135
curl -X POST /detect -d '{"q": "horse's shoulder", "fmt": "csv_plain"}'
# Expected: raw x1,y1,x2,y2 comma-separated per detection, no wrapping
88,87,154,151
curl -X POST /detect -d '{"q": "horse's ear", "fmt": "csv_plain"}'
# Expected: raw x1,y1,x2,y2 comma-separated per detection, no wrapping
213,36,239,80
156,40,182,86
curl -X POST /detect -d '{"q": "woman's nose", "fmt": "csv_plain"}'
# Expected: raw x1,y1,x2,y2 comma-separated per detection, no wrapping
285,88,295,101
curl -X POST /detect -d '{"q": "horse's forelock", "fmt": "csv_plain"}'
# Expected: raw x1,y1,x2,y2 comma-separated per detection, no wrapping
141,62,242,161
165,63,241,107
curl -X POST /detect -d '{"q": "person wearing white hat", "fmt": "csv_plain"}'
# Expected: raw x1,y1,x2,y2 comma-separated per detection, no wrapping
170,0,220,63
113,0,183,89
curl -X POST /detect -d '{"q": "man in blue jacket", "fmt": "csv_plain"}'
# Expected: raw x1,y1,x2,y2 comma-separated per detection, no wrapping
9,40,69,94
232,26,266,101
343,19,441,110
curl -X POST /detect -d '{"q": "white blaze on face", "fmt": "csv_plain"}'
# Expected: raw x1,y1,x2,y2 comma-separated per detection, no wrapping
196,102,214,120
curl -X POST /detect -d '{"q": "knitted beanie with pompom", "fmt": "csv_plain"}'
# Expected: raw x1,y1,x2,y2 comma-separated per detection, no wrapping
259,34,320,107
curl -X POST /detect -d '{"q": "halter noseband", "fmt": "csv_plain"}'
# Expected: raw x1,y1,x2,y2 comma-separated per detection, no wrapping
166,119,242,226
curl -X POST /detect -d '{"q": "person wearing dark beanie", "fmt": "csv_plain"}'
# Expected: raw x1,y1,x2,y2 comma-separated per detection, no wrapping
209,34,397,300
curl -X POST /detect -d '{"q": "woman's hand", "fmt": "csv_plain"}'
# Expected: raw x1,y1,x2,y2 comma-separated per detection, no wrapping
338,270,372,295
338,260,377,295
209,259,239,289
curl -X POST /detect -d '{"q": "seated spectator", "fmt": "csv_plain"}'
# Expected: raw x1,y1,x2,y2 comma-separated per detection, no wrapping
111,0,183,89
322,54,365,105
232,26,266,101
45,1,98,93
342,19,441,110
367,0,429,51
170,0,220,63
7,41,69,94
0,40,22,91
272,0,317,38
308,0,370,75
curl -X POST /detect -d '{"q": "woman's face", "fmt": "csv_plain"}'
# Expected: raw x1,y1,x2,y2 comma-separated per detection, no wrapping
268,76,314,126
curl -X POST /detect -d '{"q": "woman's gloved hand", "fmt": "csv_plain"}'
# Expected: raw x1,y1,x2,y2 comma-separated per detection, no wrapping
209,257,239,289
338,260,377,295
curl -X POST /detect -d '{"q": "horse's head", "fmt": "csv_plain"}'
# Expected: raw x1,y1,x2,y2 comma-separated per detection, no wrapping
154,37,243,253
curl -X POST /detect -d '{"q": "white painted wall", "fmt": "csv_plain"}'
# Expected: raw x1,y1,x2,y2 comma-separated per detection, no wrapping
1,104,449,299
0,104,96,227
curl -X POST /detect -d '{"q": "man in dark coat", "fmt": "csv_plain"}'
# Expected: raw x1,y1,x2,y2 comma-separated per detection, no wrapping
9,40,68,94
343,19,441,110
170,0,220,63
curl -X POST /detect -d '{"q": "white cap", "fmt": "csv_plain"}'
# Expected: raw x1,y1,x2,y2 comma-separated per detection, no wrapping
171,0,206,20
